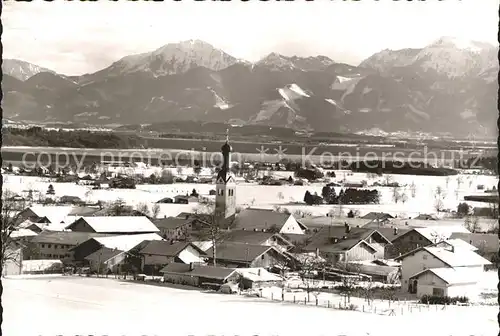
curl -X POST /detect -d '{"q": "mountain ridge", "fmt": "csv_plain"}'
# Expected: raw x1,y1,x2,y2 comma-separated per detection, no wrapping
2,37,497,137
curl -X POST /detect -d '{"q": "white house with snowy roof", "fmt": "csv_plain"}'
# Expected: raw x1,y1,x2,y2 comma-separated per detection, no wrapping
395,239,491,298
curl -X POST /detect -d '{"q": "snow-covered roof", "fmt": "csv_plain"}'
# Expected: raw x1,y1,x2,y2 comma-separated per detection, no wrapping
26,206,75,223
236,268,283,282
423,246,491,267
19,219,43,229
93,233,164,252
11,229,38,238
412,267,480,285
435,239,478,252
191,241,213,252
69,216,159,233
413,226,470,243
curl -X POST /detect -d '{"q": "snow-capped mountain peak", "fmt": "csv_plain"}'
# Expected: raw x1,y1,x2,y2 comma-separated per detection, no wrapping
429,36,494,53
108,40,239,77
2,59,56,81
257,53,297,71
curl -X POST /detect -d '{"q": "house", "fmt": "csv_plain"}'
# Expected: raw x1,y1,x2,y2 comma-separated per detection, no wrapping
65,216,159,234
160,262,239,288
11,228,38,241
138,241,206,274
385,227,470,259
18,219,46,233
221,230,294,252
303,225,392,263
205,242,291,269
67,206,101,217
234,208,307,235
152,217,192,240
174,195,198,204
84,247,126,273
24,231,111,261
363,212,394,223
298,216,371,230
395,243,491,296
373,227,411,243
347,260,400,284
408,267,482,298
237,268,284,289
71,233,164,264
156,197,173,204
15,206,75,226
59,196,84,205
176,212,195,220
449,232,499,266
414,214,438,220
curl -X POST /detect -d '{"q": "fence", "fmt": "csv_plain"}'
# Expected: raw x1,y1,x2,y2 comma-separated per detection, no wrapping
257,288,449,316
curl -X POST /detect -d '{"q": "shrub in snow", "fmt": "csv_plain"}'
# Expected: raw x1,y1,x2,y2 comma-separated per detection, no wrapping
419,295,469,305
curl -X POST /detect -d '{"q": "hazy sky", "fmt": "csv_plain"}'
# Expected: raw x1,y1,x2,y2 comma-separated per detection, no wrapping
3,0,498,76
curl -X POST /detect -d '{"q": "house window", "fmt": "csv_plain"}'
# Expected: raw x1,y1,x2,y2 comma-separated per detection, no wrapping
418,237,422,241
432,288,445,297
54,245,58,249
423,254,427,260
41,244,45,248
48,244,52,248
261,255,265,260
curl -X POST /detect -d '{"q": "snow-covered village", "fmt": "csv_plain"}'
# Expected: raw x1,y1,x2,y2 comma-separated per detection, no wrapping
2,1,499,335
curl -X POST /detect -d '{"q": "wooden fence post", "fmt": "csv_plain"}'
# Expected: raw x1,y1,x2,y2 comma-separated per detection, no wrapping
271,293,273,300
293,296,296,303
304,298,307,305
327,301,330,308
316,298,318,306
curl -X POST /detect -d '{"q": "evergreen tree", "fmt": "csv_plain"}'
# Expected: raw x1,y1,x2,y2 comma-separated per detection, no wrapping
46,184,55,195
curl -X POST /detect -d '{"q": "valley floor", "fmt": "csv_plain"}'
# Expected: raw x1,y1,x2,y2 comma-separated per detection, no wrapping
2,276,497,336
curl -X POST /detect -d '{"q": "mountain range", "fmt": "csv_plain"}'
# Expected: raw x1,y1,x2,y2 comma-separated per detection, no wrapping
2,37,498,137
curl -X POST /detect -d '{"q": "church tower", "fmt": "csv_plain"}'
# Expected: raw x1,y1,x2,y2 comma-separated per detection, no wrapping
215,130,236,222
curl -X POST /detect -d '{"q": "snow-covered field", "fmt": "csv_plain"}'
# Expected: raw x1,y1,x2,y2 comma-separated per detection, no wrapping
3,171,497,223
3,276,498,336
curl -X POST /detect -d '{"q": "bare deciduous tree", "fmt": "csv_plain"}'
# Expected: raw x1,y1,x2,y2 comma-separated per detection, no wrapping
391,186,401,203
1,190,28,273
464,215,481,233
151,203,161,219
335,262,361,306
136,202,151,217
298,255,324,302
192,199,233,267
400,190,409,204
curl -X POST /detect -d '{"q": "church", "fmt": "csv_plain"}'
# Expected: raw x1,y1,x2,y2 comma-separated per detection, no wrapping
214,133,237,227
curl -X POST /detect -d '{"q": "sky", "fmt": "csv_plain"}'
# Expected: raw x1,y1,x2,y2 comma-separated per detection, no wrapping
3,0,499,76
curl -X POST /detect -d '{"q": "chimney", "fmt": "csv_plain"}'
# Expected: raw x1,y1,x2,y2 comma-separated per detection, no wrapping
345,224,350,234
394,227,398,235
189,262,194,271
